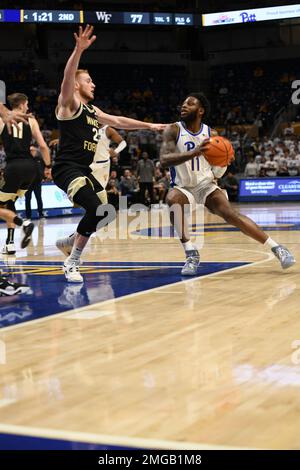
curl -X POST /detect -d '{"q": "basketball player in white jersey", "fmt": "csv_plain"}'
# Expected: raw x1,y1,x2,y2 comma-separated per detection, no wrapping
56,125,126,255
160,93,295,275
89,125,126,204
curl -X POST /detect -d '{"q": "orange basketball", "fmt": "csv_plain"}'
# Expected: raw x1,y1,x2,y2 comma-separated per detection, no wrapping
203,136,235,167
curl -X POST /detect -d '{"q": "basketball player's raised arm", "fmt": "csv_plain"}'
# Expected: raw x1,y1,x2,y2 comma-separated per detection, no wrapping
30,118,51,167
94,106,166,132
58,25,96,109
160,124,209,168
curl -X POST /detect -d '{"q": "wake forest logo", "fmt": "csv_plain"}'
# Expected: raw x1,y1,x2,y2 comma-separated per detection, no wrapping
95,12,112,23
84,115,100,153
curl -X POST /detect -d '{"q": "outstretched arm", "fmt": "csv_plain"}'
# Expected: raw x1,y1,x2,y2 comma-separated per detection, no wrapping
160,124,209,168
58,25,96,110
94,106,166,132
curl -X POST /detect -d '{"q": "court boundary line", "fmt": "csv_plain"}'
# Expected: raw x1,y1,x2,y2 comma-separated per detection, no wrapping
0,423,256,450
1,249,274,332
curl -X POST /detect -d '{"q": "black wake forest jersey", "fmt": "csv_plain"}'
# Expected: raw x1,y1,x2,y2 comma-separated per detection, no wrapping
0,121,32,160
55,102,100,168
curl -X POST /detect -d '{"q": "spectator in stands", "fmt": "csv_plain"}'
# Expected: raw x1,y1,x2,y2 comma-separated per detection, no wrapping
136,152,155,206
283,122,295,136
153,167,167,207
265,155,278,177
110,155,122,179
120,169,139,205
107,178,120,210
258,157,267,177
25,145,47,220
109,170,120,190
287,156,299,176
277,157,289,177
244,156,258,178
222,171,239,202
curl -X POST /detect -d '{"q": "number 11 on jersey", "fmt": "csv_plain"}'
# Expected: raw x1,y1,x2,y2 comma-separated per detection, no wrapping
191,157,200,171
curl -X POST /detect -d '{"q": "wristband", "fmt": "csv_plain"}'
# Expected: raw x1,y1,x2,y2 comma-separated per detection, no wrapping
114,140,127,154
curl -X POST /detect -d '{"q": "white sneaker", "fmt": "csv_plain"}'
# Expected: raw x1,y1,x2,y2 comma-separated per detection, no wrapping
2,242,16,255
0,278,30,296
58,284,85,308
63,258,83,283
56,236,74,257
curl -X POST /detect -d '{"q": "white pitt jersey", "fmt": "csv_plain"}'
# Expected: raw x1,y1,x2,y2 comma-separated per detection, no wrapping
171,121,213,188
93,125,110,162
90,125,111,188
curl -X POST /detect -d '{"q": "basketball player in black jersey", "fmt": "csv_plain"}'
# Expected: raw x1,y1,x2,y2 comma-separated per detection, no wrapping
0,93,51,255
0,102,34,295
52,25,165,282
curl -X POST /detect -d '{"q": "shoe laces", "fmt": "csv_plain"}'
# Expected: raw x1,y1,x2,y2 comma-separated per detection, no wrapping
276,246,289,260
185,254,199,267
67,262,80,272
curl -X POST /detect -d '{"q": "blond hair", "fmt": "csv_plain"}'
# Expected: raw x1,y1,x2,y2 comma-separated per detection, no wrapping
75,69,89,79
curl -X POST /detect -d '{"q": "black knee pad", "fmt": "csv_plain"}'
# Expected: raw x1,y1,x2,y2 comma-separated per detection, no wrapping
5,200,16,213
74,185,115,237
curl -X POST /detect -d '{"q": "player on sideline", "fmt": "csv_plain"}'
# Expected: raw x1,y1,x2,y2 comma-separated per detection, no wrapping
160,93,295,275
0,93,51,254
52,25,165,283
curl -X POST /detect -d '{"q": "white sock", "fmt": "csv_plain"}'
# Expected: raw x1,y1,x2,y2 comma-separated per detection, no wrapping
264,237,278,249
23,220,31,227
68,233,76,244
182,240,195,252
68,246,83,264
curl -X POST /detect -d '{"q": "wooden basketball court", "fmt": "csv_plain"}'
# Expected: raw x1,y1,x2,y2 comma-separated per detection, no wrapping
0,202,299,449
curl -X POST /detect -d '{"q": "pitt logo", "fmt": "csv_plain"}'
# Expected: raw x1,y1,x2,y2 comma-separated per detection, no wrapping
86,116,99,127
184,141,195,152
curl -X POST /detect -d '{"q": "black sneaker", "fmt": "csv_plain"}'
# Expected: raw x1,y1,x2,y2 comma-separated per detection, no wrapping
0,278,30,296
21,222,34,249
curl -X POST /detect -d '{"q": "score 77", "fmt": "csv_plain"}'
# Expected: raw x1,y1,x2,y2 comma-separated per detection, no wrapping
130,14,143,23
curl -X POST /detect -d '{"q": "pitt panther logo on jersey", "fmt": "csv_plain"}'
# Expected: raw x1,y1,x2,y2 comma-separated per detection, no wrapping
184,141,196,152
